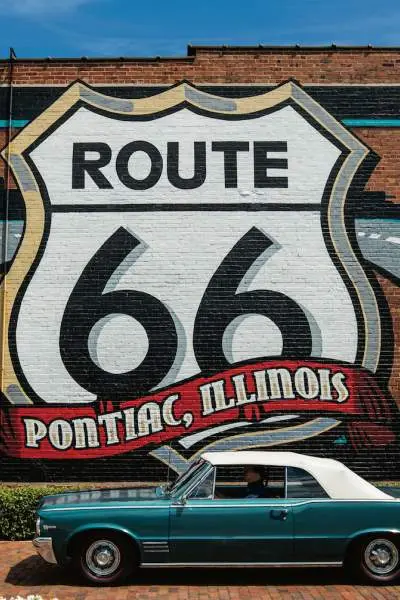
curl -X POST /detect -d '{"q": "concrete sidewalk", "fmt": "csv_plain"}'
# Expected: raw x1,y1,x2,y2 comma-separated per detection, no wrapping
1,541,400,599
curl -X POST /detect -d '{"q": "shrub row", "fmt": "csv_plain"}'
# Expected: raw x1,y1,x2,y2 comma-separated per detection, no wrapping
0,485,95,541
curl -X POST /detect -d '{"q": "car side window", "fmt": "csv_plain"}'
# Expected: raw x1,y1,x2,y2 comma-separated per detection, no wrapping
286,466,329,498
213,465,285,499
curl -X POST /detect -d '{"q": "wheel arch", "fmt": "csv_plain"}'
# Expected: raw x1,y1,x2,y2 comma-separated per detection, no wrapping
345,529,400,560
65,524,142,563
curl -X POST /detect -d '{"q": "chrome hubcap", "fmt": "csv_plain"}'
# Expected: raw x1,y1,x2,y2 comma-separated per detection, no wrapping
364,539,399,575
86,540,121,577
96,549,113,567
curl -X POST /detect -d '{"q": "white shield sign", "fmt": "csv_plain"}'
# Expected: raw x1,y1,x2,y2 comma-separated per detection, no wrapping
1,81,395,467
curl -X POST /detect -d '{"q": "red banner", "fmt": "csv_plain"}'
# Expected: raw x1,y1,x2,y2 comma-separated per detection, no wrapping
0,359,397,458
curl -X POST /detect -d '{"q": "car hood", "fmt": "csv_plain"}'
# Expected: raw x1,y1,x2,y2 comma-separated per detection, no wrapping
40,486,166,508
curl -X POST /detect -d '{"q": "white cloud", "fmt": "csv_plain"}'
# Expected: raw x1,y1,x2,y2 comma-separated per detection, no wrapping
0,0,102,16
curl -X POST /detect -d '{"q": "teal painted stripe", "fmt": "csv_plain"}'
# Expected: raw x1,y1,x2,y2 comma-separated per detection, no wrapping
1,118,400,128
0,119,30,128
342,118,400,127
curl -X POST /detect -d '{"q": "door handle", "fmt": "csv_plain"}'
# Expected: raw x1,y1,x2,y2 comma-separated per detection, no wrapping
270,509,288,521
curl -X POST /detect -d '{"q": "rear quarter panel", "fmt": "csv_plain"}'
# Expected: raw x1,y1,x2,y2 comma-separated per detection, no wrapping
292,499,400,562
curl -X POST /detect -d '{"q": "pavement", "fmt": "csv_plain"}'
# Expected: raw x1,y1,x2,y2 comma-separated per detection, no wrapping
1,541,400,599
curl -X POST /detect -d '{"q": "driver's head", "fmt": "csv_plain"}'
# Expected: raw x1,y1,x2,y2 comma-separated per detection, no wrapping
244,465,266,484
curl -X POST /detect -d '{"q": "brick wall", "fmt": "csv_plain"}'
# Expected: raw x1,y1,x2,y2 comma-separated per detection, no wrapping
2,46,400,85
0,46,399,482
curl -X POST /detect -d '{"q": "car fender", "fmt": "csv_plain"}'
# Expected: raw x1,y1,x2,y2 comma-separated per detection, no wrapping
63,522,143,561
346,527,400,549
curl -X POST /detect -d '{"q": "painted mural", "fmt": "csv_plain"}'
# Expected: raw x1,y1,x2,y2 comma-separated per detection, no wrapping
0,80,399,478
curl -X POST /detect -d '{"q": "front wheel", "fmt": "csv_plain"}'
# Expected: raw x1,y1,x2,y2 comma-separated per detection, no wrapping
76,531,135,585
350,535,400,583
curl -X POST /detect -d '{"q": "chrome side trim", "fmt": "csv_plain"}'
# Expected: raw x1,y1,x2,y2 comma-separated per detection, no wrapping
142,541,169,553
142,541,169,545
39,498,399,512
32,537,57,564
141,561,343,568
40,505,167,512
172,499,399,509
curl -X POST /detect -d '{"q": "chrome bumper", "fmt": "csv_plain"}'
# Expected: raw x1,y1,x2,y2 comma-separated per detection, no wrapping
33,537,57,564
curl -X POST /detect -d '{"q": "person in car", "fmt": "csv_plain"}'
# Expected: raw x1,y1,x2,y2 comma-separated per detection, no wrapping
215,465,276,499
244,465,268,497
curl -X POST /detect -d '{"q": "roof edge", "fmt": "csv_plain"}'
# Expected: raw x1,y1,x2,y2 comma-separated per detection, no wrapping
2,44,400,63
0,55,195,64
188,44,400,54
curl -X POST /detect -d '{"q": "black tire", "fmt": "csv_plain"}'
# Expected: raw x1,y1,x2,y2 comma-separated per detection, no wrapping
348,534,400,584
75,531,136,585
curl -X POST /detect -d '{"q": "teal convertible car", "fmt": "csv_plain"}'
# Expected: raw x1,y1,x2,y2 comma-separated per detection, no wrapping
33,451,400,585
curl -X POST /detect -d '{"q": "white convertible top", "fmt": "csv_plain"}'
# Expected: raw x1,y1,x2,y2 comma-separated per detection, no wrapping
201,451,392,500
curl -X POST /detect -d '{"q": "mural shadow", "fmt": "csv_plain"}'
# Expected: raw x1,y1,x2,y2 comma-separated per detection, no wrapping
5,553,391,588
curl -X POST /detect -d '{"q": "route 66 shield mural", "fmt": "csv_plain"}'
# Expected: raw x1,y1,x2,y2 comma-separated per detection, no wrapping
0,80,398,473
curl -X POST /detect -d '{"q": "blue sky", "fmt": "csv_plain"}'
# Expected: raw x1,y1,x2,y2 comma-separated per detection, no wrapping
0,0,399,58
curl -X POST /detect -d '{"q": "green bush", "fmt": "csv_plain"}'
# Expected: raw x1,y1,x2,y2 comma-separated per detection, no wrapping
0,485,94,541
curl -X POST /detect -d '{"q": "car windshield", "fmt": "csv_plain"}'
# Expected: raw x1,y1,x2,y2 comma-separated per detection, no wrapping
167,459,207,496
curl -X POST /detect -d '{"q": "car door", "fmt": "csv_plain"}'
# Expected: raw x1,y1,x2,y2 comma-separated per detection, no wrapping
169,467,294,564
